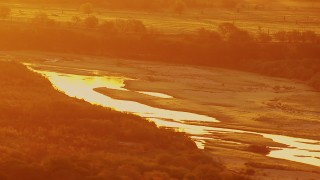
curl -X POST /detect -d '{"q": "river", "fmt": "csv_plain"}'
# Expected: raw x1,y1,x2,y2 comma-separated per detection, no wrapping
29,66,320,167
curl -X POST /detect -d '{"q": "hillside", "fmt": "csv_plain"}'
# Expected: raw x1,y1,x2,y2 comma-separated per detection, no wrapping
0,61,247,179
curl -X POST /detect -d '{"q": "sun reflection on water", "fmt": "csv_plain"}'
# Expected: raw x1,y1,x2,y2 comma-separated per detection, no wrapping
138,91,173,98
29,67,320,167
35,70,218,123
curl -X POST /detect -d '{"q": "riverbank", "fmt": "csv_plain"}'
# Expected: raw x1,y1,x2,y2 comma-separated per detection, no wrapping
5,51,320,138
0,61,251,179
2,51,320,178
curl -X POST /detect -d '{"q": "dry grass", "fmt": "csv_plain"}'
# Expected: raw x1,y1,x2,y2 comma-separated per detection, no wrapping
2,2,320,34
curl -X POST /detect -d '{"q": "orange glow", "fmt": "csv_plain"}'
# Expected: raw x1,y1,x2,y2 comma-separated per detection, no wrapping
31,66,320,167
0,0,320,178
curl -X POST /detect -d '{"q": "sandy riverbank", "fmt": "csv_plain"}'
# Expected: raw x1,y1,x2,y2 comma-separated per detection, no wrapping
3,51,320,178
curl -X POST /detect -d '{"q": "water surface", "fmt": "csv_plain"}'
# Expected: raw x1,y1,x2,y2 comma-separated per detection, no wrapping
31,67,320,167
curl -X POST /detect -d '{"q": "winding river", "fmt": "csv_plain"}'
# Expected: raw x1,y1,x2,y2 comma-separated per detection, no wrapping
30,66,320,167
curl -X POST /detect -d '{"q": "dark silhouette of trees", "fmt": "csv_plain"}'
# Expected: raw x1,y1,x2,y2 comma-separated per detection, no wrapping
197,28,222,42
218,23,253,43
79,3,94,16
274,31,287,42
286,30,302,43
0,18,319,90
84,16,99,28
302,30,318,43
32,13,56,26
257,32,272,42
247,145,270,155
71,16,82,26
274,30,318,43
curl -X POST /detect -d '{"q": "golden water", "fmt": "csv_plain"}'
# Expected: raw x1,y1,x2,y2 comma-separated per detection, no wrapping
30,67,320,167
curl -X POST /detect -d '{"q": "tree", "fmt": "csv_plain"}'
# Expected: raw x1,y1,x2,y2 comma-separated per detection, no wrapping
287,30,302,43
127,19,147,33
32,13,56,26
0,6,11,19
274,31,287,42
84,16,99,28
99,21,116,33
218,23,238,37
197,28,222,42
80,3,94,16
218,23,252,43
71,16,82,26
257,32,272,42
302,30,317,43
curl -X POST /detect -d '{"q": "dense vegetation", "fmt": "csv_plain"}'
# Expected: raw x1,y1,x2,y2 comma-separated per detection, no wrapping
0,61,249,179
0,12,319,91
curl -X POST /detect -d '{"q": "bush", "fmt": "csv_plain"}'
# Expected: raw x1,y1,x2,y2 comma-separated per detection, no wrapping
84,16,99,28
274,31,287,42
197,28,222,42
218,23,253,43
302,30,318,43
32,13,56,26
257,32,272,42
247,145,270,155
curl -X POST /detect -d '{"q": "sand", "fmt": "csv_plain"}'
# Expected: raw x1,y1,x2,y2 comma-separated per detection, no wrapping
3,50,320,178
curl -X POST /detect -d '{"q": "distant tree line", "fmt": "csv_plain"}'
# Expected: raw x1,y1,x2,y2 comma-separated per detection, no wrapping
0,12,319,91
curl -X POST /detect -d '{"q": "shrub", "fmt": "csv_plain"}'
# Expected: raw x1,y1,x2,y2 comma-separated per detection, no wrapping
274,31,287,42
32,13,56,26
247,145,270,155
302,30,318,43
218,23,253,43
257,32,272,42
84,16,99,28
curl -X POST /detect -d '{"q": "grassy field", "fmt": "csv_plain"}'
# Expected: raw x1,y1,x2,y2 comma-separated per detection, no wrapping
1,2,320,34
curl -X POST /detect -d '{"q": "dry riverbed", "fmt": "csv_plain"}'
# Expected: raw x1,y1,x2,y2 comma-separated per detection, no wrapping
2,51,320,178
